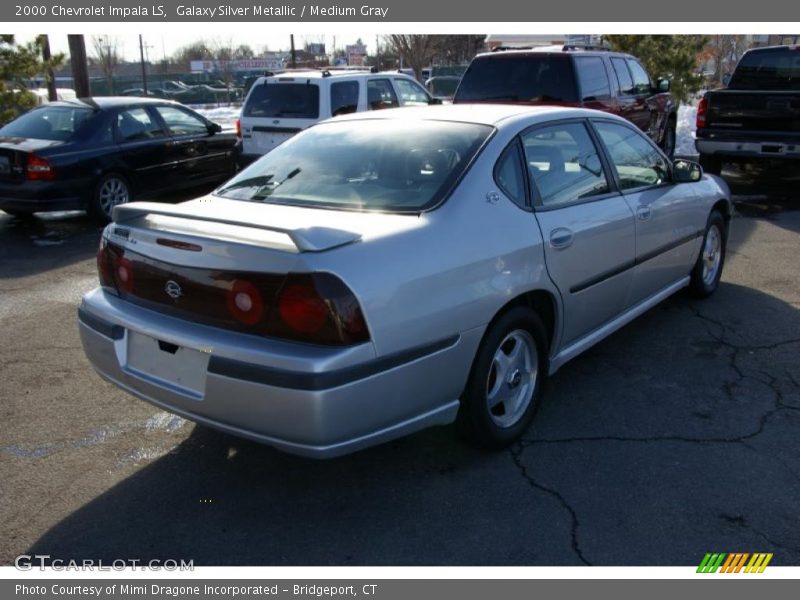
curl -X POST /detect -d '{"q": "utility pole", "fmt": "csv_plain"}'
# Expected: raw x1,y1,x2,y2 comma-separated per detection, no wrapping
40,35,57,102
67,35,90,98
290,34,297,68
139,34,148,94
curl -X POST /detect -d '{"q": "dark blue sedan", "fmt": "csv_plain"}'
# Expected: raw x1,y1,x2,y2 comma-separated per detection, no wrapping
0,97,238,221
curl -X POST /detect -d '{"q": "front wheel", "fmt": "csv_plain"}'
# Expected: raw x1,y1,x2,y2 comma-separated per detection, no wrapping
689,210,727,298
89,173,131,223
457,307,547,449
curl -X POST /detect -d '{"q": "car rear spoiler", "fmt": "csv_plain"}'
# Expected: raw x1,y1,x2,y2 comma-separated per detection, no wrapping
112,202,362,253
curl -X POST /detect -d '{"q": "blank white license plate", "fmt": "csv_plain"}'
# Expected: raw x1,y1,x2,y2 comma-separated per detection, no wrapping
126,331,209,397
255,132,292,151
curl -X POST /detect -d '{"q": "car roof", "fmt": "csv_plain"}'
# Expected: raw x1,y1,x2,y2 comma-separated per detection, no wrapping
42,97,184,110
329,103,624,128
474,46,631,59
257,69,417,83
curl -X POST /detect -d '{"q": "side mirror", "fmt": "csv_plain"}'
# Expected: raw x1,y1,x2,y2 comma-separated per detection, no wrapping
657,78,671,93
673,159,703,183
207,122,222,134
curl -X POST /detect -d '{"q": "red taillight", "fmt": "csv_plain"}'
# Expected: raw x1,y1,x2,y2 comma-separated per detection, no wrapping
26,155,55,181
115,256,135,293
226,279,264,325
278,283,329,334
235,118,241,139
696,95,708,129
96,242,113,288
96,241,134,294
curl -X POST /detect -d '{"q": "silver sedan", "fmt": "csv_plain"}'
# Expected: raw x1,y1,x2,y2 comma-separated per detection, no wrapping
79,105,732,458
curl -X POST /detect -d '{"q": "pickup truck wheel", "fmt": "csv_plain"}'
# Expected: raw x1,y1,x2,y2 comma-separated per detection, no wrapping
689,210,727,298
699,154,722,176
458,307,547,449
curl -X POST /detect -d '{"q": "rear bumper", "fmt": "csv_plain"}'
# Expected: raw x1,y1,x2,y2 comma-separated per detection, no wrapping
695,138,800,160
0,179,85,212
78,288,480,458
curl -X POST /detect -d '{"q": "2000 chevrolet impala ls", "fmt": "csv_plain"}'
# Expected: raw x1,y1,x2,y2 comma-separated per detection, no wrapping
79,105,732,458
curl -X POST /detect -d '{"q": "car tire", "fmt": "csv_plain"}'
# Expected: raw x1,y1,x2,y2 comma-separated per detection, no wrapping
661,117,677,158
699,153,723,176
688,210,727,298
89,173,131,223
457,307,548,449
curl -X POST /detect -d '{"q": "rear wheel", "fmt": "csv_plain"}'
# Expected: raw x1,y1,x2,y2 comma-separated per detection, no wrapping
661,117,676,158
699,153,723,176
689,210,727,298
458,307,547,449
89,173,131,223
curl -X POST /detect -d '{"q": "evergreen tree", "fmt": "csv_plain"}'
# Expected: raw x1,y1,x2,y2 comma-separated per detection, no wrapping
0,35,64,125
603,35,707,103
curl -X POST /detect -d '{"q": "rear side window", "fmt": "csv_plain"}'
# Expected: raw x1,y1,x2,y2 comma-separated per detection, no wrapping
522,122,609,208
244,82,320,118
330,81,359,116
729,48,800,90
626,60,652,95
494,143,526,208
611,58,635,95
574,56,611,101
0,106,94,141
116,108,164,142
455,54,579,103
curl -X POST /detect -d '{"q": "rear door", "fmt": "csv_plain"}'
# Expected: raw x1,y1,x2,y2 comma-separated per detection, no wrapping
523,120,636,347
240,79,321,156
591,119,704,304
113,106,174,196
573,55,619,114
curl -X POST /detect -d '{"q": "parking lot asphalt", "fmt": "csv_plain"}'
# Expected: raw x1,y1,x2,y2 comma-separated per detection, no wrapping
0,166,798,566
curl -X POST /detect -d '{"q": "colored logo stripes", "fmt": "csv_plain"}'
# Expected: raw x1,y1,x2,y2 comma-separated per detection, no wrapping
697,553,773,573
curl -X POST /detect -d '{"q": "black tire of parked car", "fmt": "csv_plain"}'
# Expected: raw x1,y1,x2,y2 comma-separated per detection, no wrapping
458,306,548,449
688,210,727,298
699,153,723,176
89,172,132,223
661,116,677,158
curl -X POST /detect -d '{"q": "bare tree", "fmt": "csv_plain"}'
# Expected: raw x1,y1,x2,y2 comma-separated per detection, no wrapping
387,35,436,81
91,35,121,95
705,35,749,85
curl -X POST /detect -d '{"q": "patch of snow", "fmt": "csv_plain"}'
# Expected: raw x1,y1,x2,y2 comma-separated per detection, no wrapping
195,105,241,130
675,104,698,158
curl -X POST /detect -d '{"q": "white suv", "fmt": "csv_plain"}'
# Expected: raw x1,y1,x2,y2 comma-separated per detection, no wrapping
237,69,438,166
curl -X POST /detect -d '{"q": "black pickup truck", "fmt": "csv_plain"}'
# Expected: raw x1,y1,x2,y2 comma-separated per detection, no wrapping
696,45,800,174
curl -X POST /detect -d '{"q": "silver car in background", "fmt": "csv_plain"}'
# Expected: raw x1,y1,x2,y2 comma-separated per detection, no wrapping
79,105,732,458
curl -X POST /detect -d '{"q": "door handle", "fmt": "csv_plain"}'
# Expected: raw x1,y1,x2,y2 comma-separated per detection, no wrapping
549,228,573,249
637,206,652,221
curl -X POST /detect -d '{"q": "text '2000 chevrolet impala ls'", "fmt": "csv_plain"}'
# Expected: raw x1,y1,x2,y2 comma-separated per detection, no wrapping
79,105,732,458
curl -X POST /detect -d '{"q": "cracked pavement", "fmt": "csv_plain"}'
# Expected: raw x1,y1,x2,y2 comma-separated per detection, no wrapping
1,173,798,566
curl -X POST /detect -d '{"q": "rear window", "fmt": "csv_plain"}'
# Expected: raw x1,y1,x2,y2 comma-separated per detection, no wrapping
0,105,94,141
729,48,800,90
244,82,320,118
214,119,493,212
454,54,578,103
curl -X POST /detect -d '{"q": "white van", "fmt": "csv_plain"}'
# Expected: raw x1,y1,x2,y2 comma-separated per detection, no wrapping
237,69,438,166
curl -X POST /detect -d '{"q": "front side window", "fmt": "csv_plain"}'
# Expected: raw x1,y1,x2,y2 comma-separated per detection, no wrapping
214,119,492,213
394,78,430,106
155,105,208,135
574,56,611,101
366,79,399,110
330,81,359,116
522,122,610,208
626,60,652,95
116,107,164,142
593,121,670,190
244,82,320,118
611,58,635,96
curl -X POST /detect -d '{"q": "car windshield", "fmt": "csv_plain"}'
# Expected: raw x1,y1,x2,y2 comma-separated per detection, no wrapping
215,119,493,212
0,105,94,141
729,48,800,90
243,82,320,118
455,54,579,103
